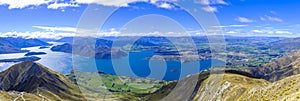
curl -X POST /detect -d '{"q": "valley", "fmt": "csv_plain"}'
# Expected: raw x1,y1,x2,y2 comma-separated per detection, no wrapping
0,36,299,100
1,1,299,100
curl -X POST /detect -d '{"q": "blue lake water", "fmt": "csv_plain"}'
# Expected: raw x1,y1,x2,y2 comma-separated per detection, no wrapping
73,50,225,81
0,42,72,73
0,42,225,81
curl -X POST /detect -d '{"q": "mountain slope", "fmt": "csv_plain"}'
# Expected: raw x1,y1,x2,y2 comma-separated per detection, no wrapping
144,70,259,101
0,37,50,54
192,73,300,101
192,73,269,101
270,37,300,51
0,42,28,54
0,61,85,101
0,37,50,48
146,71,300,101
250,50,300,82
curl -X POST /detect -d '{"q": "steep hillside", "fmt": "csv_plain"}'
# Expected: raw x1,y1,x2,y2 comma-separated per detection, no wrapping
250,50,300,82
147,71,300,101
192,73,269,101
193,73,300,101
144,70,259,101
0,61,85,101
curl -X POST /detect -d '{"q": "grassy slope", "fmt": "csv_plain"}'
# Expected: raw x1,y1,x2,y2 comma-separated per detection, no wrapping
0,61,85,101
193,73,300,101
193,73,270,101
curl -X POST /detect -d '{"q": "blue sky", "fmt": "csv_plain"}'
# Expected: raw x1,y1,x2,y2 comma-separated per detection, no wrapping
0,0,299,39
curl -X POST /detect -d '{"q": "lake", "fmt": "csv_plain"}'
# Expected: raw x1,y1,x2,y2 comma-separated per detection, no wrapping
0,42,225,81
0,42,72,73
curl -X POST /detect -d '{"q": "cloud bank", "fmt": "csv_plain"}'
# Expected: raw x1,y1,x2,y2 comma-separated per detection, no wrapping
0,0,179,9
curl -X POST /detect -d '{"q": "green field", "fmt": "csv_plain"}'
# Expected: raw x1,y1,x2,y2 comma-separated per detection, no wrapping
68,71,166,100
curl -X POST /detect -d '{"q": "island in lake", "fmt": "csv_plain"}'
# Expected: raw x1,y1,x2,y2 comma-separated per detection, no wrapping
39,46,50,49
24,52,47,56
0,56,41,62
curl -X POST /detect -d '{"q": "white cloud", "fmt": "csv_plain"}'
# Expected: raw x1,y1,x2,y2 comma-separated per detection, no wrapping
215,0,228,5
74,0,148,7
211,25,227,28
260,15,283,22
211,24,248,28
197,0,210,5
274,31,292,34
32,26,77,32
0,29,294,39
196,0,228,12
197,0,228,5
265,15,283,22
155,2,176,9
252,30,264,34
0,0,52,9
47,3,79,9
251,29,292,35
235,17,254,23
229,24,248,27
226,31,237,34
202,6,218,12
158,3,172,9
98,31,192,37
0,31,75,39
0,0,179,9
31,25,197,38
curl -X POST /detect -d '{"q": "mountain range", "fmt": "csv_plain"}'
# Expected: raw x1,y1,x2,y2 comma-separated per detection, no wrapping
0,37,50,54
